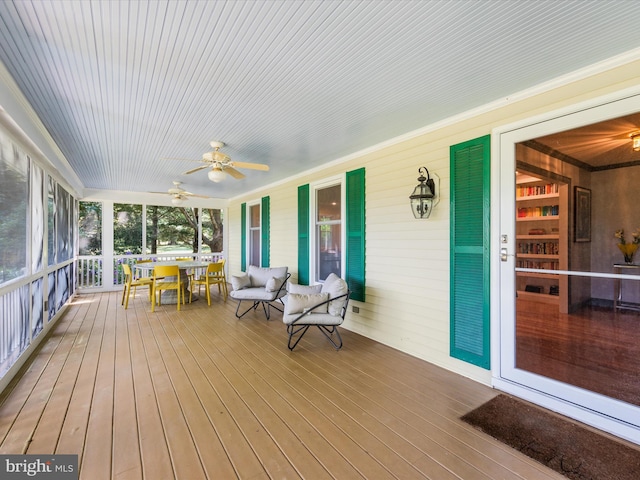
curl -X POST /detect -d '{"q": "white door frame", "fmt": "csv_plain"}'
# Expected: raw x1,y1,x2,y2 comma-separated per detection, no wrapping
490,85,640,445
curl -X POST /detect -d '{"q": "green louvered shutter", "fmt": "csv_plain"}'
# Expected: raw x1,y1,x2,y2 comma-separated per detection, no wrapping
240,202,247,271
346,168,365,302
297,185,310,285
450,135,490,369
261,196,270,267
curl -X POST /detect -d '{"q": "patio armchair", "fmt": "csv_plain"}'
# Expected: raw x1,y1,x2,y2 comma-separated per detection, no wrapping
229,265,290,320
283,273,350,350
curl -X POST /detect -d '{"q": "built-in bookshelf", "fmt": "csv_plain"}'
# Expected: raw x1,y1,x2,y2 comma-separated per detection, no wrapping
515,172,568,312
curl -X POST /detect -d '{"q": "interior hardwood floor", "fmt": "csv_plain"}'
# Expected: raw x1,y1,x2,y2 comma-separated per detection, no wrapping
0,290,565,480
516,299,640,406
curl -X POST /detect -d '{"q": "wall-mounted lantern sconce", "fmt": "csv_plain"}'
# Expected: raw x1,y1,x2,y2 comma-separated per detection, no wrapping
409,167,439,219
631,132,640,151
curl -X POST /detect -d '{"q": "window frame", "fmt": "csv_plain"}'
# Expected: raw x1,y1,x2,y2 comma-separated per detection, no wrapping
309,174,346,284
246,199,262,268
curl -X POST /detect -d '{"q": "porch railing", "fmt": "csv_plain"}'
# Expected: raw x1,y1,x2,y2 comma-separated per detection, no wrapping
77,253,224,289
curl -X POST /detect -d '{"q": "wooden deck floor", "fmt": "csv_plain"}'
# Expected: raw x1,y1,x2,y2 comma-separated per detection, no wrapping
0,290,564,480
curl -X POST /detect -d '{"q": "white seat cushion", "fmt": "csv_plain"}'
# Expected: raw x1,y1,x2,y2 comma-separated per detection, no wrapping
284,293,329,315
230,286,286,301
231,274,251,291
247,265,288,287
287,283,322,294
321,274,349,316
283,312,344,326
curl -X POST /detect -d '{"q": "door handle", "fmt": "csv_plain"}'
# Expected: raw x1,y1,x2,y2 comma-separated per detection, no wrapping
500,248,513,262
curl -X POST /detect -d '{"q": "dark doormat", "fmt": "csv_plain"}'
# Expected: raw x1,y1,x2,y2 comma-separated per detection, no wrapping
461,394,640,480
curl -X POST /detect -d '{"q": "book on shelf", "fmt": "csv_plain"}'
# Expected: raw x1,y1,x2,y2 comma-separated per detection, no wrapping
517,205,559,218
516,183,559,197
516,260,559,269
518,242,559,255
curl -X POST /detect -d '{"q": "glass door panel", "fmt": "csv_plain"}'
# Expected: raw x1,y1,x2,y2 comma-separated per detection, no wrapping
498,94,640,441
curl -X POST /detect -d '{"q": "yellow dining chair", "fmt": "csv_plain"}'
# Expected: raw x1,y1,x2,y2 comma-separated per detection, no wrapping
121,263,154,309
176,257,194,299
191,261,227,305
216,258,229,298
151,265,183,311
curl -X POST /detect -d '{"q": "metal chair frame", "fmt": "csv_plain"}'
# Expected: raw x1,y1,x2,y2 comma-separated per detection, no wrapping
285,290,350,351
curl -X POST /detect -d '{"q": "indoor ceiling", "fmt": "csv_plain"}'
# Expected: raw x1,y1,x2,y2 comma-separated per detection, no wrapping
1,0,640,200
531,112,640,170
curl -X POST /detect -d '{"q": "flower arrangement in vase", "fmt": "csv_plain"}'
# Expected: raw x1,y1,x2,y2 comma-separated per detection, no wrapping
614,228,640,264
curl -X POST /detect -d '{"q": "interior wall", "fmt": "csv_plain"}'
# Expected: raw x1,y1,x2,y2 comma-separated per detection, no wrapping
592,165,640,301
515,143,594,309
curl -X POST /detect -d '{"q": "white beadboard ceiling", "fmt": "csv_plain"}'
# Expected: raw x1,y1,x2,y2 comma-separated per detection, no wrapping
1,0,640,199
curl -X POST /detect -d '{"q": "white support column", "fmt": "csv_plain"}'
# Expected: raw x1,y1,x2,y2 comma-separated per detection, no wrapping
102,201,115,288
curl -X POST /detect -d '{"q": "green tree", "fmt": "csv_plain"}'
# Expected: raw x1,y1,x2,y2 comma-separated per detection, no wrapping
79,201,102,255
114,204,142,254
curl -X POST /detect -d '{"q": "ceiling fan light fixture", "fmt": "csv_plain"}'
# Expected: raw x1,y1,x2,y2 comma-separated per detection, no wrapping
208,167,227,183
631,132,640,151
171,196,184,206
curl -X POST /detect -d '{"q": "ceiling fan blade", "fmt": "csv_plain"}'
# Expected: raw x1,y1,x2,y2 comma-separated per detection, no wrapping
231,161,269,171
182,191,209,198
182,165,209,175
225,167,245,179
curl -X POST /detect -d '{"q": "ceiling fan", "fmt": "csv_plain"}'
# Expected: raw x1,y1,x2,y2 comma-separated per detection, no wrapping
181,141,269,182
149,181,209,206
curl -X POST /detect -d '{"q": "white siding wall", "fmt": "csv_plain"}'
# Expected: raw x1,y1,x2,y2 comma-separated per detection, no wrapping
228,58,640,386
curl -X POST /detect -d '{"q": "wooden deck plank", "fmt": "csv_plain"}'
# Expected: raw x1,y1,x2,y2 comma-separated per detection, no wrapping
217,306,560,480
80,293,117,480
0,292,570,480
0,298,95,454
174,315,349,479
111,305,142,479
203,312,468,480
56,294,109,459
125,305,174,479
200,318,429,479
152,313,269,479
149,311,238,479
26,298,96,454
135,308,208,480
0,300,86,449
159,312,302,479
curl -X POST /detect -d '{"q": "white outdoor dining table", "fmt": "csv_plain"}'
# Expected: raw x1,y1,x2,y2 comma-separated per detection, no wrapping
134,260,210,304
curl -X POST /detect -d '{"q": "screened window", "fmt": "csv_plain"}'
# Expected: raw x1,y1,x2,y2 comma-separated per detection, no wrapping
200,208,223,253
114,204,143,255
0,133,28,284
31,163,44,272
145,205,197,255
79,202,102,255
